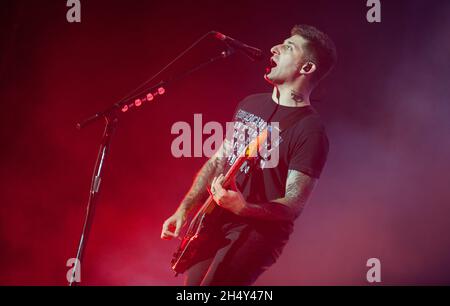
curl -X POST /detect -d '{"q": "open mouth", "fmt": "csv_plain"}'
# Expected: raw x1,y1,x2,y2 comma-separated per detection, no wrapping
269,58,277,68
266,58,277,73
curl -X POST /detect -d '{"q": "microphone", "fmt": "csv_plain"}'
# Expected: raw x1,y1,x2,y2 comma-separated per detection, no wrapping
211,31,264,61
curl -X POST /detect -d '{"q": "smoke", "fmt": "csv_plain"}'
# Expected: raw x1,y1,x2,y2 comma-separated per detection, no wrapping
1,0,449,285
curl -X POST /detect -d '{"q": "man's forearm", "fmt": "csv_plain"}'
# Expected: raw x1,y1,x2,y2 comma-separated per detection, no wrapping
239,200,298,222
177,156,226,215
238,170,316,222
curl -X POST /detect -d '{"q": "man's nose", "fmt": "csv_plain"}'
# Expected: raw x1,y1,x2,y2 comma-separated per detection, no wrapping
270,44,281,55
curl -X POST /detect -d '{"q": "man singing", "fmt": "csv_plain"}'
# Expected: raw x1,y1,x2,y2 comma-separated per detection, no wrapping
161,24,337,285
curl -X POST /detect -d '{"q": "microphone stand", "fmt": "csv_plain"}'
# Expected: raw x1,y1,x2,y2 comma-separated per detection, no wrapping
69,48,235,286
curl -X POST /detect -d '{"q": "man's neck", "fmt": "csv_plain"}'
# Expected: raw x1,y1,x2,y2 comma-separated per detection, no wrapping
271,85,311,108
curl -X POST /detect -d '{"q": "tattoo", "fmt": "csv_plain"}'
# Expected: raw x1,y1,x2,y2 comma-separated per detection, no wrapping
290,90,304,103
240,170,316,221
179,152,226,214
284,170,316,218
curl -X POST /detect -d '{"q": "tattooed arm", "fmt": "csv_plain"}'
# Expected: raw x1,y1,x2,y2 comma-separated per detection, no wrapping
211,170,317,222
176,152,226,215
161,141,230,239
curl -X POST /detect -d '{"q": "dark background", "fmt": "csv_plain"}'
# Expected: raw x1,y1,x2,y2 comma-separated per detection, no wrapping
1,0,449,285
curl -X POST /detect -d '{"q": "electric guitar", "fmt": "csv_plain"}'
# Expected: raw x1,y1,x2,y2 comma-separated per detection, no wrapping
171,128,270,275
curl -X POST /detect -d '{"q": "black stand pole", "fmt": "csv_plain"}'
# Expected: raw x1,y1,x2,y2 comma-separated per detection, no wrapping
70,47,235,285
69,114,118,286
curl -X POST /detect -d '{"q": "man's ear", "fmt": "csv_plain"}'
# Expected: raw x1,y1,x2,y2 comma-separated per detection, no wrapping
300,62,317,75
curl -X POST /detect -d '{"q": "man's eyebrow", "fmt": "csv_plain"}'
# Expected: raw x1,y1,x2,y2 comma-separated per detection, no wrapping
283,40,299,49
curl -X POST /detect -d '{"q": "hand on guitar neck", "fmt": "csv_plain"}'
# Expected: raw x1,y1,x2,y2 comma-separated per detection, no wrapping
209,173,247,216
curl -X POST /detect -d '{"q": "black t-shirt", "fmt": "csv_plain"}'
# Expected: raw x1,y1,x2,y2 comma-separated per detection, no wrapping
219,92,329,238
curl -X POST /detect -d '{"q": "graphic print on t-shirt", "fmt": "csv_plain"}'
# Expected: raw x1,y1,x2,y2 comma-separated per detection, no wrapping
226,108,282,175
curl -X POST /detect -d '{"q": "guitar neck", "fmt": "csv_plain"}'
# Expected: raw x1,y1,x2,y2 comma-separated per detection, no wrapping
200,128,269,214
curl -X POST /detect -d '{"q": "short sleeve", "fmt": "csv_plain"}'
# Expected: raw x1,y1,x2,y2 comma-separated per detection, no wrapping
288,131,329,179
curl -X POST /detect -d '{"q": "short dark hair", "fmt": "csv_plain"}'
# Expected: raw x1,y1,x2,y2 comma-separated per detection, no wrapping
291,24,337,83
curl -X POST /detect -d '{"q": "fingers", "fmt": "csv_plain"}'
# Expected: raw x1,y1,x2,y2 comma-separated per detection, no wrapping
214,175,226,196
214,174,238,192
216,173,225,184
211,174,225,189
161,220,173,240
161,217,181,240
211,176,217,190
211,174,227,205
162,227,179,240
